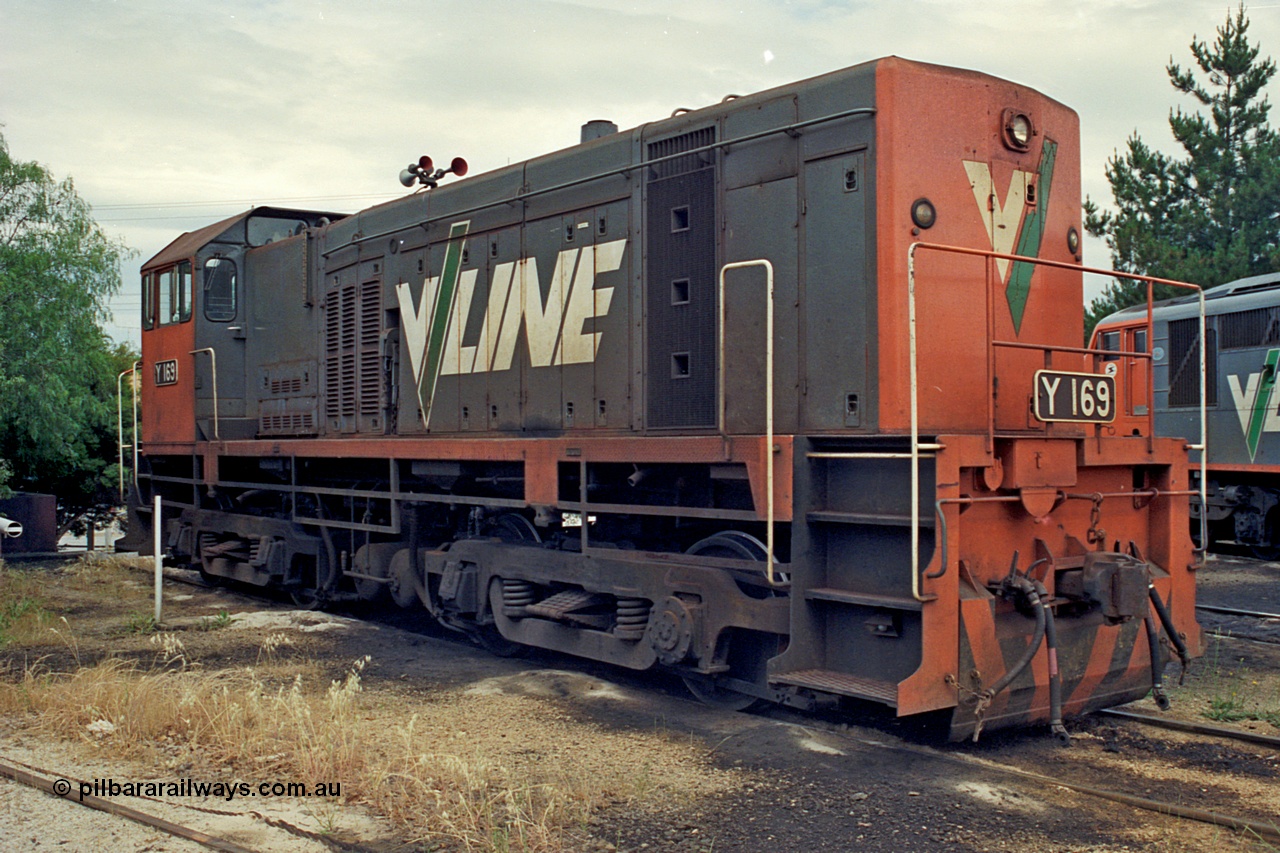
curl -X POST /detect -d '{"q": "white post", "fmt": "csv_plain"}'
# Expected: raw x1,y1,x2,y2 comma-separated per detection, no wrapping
153,495,163,623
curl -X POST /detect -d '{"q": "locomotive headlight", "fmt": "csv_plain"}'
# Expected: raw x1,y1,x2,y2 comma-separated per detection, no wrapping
911,198,937,230
1002,109,1034,151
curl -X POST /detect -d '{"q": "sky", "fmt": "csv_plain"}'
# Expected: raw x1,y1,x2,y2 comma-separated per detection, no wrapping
2,0,1278,347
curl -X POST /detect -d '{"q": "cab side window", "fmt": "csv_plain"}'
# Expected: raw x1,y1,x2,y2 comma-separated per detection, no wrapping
1100,330,1121,361
204,258,237,322
150,262,193,326
142,271,155,330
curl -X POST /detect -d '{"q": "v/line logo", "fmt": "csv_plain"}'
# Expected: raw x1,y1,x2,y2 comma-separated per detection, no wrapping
395,221,626,424
962,139,1058,334
1227,347,1280,461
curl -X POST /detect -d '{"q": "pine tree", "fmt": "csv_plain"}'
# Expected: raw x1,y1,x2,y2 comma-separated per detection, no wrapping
1085,4,1280,335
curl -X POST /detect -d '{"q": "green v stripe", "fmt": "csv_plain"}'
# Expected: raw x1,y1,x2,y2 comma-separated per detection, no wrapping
422,221,470,421
1246,348,1280,461
1006,139,1057,334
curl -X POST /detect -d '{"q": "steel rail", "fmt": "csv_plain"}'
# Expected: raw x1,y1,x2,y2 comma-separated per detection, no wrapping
1097,707,1280,749
0,756,257,853
809,725,1280,846
1195,603,1280,621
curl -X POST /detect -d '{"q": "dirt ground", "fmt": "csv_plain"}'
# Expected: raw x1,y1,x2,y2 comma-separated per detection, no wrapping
0,553,1277,852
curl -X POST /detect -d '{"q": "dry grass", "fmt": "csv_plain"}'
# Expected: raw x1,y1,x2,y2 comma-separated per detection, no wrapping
0,562,55,648
0,647,705,851
0,559,739,851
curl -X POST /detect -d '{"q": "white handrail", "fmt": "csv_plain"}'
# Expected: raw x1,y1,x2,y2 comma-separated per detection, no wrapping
718,259,778,583
116,364,137,502
907,242,1207,601
189,348,220,441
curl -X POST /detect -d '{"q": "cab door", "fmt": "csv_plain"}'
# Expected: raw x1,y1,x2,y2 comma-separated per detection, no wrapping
1124,326,1150,418
1095,320,1149,435
140,262,197,444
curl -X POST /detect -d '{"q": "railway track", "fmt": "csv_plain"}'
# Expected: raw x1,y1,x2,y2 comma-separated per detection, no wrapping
1097,707,1280,749
1197,603,1280,622
789,713,1280,847
0,755,378,853
6,554,1279,849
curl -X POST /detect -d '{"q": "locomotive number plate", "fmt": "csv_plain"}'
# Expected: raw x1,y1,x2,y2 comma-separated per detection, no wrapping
1033,370,1115,423
154,359,178,387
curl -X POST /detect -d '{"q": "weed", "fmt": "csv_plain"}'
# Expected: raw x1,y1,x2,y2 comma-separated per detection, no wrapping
1200,630,1280,729
0,596,51,647
125,612,158,635
199,610,234,631
148,633,189,668
256,631,292,664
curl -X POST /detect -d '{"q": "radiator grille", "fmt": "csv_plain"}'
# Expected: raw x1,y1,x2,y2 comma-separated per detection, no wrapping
647,127,716,179
324,279,383,428
269,378,303,396
1219,306,1280,350
1168,318,1217,407
259,412,316,435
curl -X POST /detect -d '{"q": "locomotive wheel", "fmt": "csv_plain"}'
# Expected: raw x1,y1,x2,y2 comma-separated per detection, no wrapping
472,625,528,658
389,549,422,609
680,532,783,711
686,531,787,595
487,512,542,544
686,530,769,561
1249,509,1280,561
472,578,529,658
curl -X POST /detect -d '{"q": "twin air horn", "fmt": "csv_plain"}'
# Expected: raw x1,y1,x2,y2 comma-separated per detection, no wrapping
399,155,469,189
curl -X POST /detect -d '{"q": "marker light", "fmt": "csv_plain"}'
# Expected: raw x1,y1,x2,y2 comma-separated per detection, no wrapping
1067,227,1081,255
1002,110,1034,151
911,198,937,230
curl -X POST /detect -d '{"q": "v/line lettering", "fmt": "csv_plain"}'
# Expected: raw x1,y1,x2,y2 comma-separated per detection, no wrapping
394,220,626,423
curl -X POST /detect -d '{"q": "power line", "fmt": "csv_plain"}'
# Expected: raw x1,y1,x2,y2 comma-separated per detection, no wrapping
93,191,400,212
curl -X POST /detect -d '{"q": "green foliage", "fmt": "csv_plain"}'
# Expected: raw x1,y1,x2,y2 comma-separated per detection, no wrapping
1084,4,1280,336
125,611,158,635
199,610,234,631
0,129,137,517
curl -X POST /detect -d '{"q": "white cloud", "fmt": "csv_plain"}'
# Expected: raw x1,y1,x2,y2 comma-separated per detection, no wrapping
2,0,1277,342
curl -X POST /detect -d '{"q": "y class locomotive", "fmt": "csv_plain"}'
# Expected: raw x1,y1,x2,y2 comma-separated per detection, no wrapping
125,57,1202,741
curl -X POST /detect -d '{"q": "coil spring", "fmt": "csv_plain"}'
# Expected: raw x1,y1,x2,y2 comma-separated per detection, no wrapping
502,579,536,617
614,597,650,639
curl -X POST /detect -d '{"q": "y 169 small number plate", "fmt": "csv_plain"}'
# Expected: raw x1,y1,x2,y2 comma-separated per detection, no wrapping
154,359,178,386
1033,370,1115,423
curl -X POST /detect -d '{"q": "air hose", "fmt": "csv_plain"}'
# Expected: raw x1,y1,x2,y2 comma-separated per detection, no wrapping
1148,582,1190,682
972,576,1046,742
1144,615,1171,710
1032,580,1069,745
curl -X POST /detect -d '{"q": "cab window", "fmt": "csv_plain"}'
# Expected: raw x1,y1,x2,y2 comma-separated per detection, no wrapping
152,262,193,326
204,258,237,322
142,271,155,330
1100,329,1121,360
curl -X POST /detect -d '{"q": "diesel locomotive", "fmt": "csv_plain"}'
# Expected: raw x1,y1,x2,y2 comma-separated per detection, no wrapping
1094,272,1280,556
125,57,1203,741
